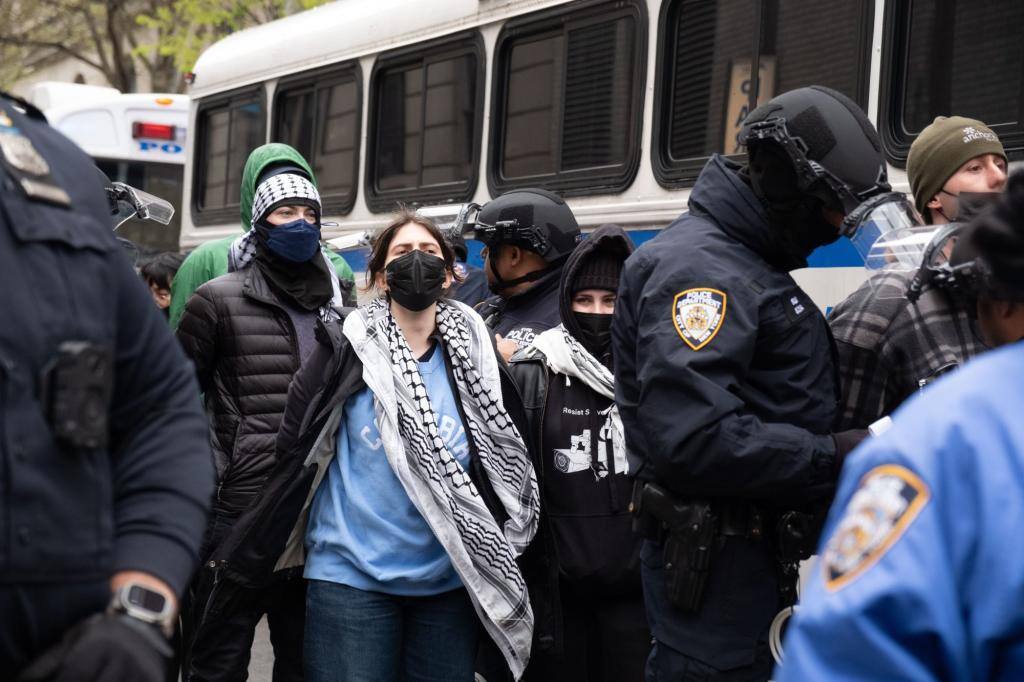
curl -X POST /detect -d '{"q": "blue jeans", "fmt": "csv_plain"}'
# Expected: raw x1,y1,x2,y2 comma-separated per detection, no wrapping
305,580,480,682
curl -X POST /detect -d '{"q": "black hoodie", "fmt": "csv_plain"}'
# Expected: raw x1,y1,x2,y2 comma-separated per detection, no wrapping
541,224,637,585
508,225,641,653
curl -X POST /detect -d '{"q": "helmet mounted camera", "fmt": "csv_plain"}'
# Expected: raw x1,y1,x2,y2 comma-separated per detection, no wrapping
744,115,887,229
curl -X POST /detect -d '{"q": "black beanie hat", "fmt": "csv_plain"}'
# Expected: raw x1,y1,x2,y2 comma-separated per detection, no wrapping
572,250,622,294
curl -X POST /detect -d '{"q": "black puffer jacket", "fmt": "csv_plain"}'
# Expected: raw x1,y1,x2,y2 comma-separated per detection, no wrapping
176,265,305,518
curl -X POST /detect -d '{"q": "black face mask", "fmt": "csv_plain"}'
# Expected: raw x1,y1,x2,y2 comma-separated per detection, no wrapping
768,195,841,263
574,312,613,358
749,146,841,265
386,250,447,311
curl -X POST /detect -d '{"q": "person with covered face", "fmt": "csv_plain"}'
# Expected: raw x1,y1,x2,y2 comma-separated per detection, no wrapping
828,116,1007,428
201,210,540,681
167,143,356,329
508,224,649,682
613,86,891,680
176,165,348,680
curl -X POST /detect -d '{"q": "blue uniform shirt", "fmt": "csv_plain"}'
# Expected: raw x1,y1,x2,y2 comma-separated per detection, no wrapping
778,342,1024,681
304,343,471,595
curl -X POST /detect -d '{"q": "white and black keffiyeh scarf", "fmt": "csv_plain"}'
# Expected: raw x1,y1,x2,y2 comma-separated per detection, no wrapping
528,325,629,474
251,172,321,224
345,298,540,679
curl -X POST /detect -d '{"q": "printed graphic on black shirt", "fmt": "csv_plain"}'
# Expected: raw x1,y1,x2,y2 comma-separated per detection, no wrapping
553,414,626,481
546,375,627,483
541,375,639,589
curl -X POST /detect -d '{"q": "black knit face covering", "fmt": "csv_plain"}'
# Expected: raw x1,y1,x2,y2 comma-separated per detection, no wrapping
574,312,613,359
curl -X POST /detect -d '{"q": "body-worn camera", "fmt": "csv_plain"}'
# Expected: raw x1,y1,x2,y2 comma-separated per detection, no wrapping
39,341,113,450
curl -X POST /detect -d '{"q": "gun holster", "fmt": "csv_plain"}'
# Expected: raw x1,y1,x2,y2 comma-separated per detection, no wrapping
775,509,825,566
630,481,718,613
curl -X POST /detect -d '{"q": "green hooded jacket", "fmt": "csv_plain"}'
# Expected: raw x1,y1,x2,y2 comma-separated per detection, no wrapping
169,143,355,329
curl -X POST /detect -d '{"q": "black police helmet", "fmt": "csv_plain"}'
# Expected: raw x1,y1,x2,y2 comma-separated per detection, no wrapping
741,86,889,221
475,188,581,262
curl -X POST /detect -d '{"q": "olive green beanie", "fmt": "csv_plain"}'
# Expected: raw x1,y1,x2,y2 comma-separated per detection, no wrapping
906,116,1006,218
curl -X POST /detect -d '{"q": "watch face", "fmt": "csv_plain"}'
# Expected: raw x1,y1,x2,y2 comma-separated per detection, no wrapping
128,584,167,613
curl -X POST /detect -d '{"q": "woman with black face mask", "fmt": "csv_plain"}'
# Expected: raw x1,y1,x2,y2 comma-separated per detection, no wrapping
209,210,540,681
506,224,648,682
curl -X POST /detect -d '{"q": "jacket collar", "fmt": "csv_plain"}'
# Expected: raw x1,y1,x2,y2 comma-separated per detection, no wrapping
241,263,280,308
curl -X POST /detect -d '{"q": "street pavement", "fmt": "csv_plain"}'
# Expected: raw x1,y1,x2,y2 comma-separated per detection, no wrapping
248,618,274,681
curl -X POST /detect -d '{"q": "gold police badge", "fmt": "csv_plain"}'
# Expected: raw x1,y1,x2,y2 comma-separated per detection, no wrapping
823,464,930,591
673,288,726,350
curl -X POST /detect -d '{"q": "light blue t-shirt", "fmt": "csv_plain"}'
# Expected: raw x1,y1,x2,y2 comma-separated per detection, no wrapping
304,343,471,595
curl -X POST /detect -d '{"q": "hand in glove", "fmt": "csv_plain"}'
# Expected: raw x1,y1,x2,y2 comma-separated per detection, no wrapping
16,612,172,682
831,429,870,477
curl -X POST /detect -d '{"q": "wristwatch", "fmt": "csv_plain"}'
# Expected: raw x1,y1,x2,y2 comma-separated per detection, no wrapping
108,581,176,637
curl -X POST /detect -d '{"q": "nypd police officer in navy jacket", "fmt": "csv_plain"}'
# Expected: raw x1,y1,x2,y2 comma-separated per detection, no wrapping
0,93,214,679
612,86,890,680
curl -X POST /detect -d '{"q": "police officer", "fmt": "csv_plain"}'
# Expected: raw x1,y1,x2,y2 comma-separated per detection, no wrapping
474,188,582,361
0,93,214,679
778,171,1024,680
612,86,889,680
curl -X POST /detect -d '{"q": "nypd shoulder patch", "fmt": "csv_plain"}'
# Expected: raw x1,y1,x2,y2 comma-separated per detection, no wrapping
823,464,930,591
673,288,727,350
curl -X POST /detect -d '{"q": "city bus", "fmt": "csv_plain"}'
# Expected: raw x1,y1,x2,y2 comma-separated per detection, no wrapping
178,0,1023,309
29,81,188,253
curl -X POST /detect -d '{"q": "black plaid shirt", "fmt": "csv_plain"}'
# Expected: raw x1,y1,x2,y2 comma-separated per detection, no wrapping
828,270,984,430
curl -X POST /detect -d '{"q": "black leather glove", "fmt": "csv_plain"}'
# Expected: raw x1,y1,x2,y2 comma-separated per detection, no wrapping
831,429,870,477
17,612,172,682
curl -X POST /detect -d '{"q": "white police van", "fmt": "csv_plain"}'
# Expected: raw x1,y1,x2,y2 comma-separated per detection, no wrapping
28,81,188,252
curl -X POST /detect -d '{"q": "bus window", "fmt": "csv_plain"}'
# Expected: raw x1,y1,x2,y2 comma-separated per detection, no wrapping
274,66,361,214
367,35,481,211
194,89,265,222
654,0,873,187
882,0,1024,163
490,1,645,195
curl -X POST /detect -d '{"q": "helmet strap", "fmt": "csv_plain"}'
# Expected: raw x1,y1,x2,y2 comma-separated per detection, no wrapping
487,243,563,293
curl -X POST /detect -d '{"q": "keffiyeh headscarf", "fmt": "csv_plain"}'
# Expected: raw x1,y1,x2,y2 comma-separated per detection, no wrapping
345,297,540,678
251,172,321,225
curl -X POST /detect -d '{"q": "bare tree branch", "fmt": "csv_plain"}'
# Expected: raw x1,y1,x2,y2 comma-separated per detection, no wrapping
0,35,106,72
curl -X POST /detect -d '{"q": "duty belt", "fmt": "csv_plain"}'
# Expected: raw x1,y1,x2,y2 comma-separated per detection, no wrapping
717,502,765,540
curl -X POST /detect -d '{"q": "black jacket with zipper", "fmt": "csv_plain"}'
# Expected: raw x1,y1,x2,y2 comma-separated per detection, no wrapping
176,265,307,520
